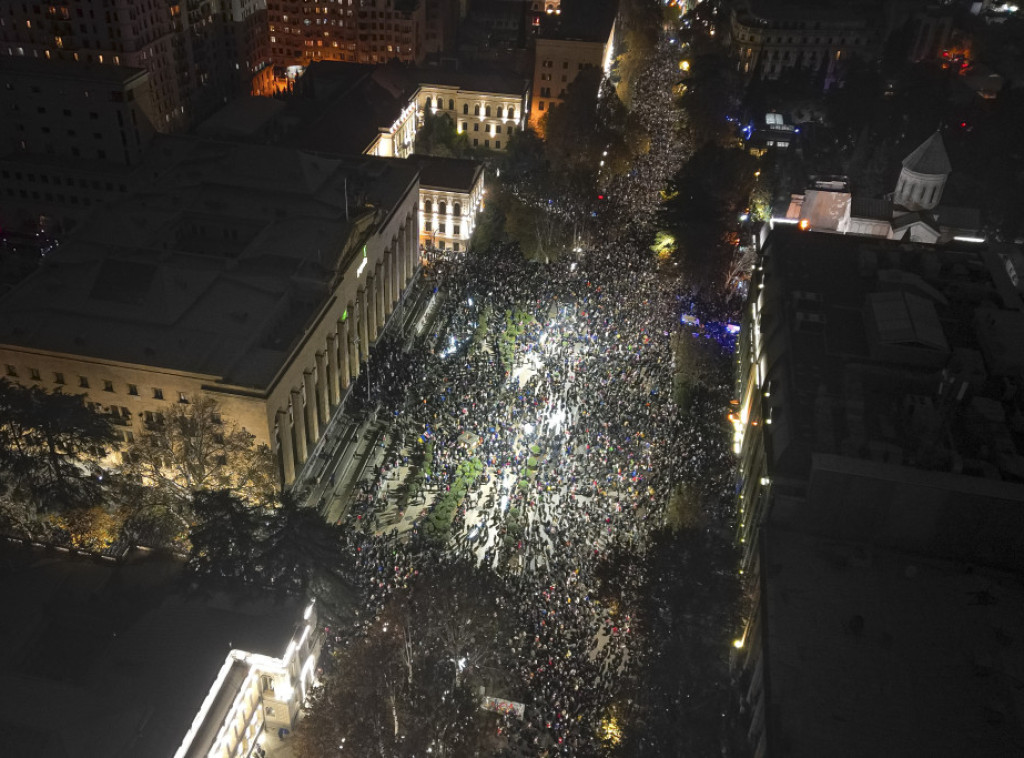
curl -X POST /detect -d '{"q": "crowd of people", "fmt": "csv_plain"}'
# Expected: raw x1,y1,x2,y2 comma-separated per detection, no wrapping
322,239,738,754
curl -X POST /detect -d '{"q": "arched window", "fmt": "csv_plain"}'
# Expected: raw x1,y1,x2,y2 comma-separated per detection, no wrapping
448,99,454,110
439,201,447,215
508,106,515,119
453,202,462,216
496,106,503,118
485,105,492,117
424,199,433,213
474,104,480,116
463,103,469,114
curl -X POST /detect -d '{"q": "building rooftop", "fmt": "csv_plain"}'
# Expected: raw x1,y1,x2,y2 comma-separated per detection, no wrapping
406,155,483,192
756,228,1024,484
0,55,148,85
0,136,419,390
0,543,301,758
902,131,952,176
759,525,1024,757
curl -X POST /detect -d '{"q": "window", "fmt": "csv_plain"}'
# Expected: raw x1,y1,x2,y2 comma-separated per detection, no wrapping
463,103,468,114
496,106,503,118
495,141,501,149
495,125,502,134
103,380,114,392
424,199,432,213
562,61,569,69
508,106,515,119
454,224,461,236
439,201,446,215
128,383,138,395
439,223,446,234
508,125,515,135
425,220,433,232
538,101,545,111
474,104,480,116
153,388,164,400
484,140,490,148
211,412,222,424
485,105,491,116
453,202,461,216
473,123,479,131
5,364,17,377
79,376,89,388
448,99,454,110
473,138,479,146
178,392,189,404
54,372,65,385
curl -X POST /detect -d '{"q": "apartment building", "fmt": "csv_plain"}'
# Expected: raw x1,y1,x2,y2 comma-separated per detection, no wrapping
0,0,271,131
269,0,426,69
528,0,616,131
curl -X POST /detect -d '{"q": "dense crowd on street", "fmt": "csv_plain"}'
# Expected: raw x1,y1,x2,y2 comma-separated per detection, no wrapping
325,239,737,754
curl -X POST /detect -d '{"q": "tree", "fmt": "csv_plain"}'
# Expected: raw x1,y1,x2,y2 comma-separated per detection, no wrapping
0,378,118,516
187,490,358,623
414,110,470,158
121,396,276,529
296,561,518,757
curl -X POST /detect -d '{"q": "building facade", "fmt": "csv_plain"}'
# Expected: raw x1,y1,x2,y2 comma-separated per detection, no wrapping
410,156,486,252
0,138,421,486
418,79,526,151
269,0,426,70
528,0,616,132
174,601,324,758
729,0,878,89
0,0,271,131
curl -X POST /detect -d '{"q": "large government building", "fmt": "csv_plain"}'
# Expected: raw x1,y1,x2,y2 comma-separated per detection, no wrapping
0,136,421,486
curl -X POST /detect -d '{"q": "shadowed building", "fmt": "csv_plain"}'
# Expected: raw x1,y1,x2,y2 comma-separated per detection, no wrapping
733,227,1024,755
0,137,421,486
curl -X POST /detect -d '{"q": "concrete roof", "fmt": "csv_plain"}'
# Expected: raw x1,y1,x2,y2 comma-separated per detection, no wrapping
760,525,1024,757
755,229,1024,483
406,155,483,192
0,136,418,390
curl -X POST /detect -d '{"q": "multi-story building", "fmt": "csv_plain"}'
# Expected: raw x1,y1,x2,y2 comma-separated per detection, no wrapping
733,226,1024,755
424,0,463,57
0,137,421,486
268,0,426,70
0,56,162,236
729,0,879,89
415,68,529,151
409,155,485,252
528,0,617,131
0,0,271,131
0,56,157,164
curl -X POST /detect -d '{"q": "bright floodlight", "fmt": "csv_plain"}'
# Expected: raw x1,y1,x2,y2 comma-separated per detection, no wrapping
550,408,566,432
524,423,535,436
468,297,474,306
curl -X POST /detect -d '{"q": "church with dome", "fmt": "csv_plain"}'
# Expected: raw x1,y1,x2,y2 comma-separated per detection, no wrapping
782,131,982,244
